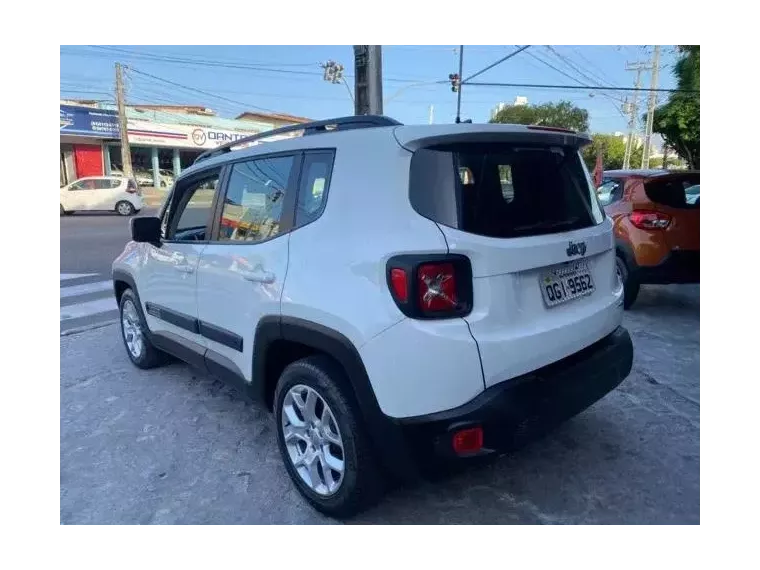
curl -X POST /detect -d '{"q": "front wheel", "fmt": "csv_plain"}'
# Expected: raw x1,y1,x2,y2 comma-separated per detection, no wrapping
119,289,167,369
616,255,640,310
274,355,384,518
116,200,135,216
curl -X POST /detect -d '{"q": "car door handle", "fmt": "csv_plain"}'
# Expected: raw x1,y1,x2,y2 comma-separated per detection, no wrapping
175,265,195,274
241,269,275,284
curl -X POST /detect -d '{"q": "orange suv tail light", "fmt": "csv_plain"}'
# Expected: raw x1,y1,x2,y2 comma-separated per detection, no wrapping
630,210,671,230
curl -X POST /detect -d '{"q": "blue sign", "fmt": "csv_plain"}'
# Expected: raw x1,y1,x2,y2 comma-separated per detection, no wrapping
60,105,120,138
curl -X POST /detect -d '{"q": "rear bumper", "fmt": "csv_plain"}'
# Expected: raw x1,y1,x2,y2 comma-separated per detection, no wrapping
393,326,633,461
637,250,699,284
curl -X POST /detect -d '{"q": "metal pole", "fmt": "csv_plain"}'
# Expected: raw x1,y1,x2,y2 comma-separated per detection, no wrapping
455,45,464,123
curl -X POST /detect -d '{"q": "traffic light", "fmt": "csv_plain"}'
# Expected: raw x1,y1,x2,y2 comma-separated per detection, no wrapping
449,73,460,92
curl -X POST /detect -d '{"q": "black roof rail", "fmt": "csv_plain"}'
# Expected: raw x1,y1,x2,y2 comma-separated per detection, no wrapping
194,115,402,165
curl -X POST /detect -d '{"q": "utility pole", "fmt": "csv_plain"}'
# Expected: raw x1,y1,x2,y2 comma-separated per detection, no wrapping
622,61,649,170
353,46,383,115
115,63,133,178
641,45,661,169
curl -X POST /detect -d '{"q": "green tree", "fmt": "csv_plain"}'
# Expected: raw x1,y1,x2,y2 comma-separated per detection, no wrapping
652,45,699,169
582,134,643,170
490,100,590,132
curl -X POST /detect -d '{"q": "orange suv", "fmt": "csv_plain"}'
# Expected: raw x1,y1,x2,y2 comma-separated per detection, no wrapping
598,170,700,309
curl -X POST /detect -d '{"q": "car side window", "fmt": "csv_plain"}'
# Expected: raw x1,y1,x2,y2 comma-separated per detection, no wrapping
217,154,296,243
93,179,112,190
165,174,220,241
295,151,334,226
597,180,623,206
70,180,94,191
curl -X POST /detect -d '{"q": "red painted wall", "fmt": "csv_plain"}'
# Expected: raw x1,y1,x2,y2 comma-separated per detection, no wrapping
73,144,103,178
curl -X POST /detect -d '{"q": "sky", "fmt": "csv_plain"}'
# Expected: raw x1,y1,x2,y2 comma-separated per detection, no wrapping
60,45,679,134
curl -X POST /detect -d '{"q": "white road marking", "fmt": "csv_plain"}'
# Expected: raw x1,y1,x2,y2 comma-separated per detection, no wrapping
61,273,98,281
60,297,117,321
60,280,113,299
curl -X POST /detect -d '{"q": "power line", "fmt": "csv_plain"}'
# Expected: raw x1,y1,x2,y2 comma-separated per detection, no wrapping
525,50,591,87
571,47,613,84
62,46,437,85
462,45,531,83
464,81,697,94
127,67,280,113
542,46,626,119
89,45,317,67
544,46,623,101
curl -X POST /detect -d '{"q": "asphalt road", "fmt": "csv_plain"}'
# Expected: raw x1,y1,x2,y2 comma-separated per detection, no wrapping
60,284,700,524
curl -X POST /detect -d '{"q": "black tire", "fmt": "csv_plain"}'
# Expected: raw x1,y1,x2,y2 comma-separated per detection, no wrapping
118,288,168,369
274,355,384,518
60,204,72,216
616,255,640,310
115,200,135,216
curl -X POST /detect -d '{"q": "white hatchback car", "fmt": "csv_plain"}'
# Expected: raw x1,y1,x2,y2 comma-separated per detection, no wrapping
113,116,633,517
60,176,144,216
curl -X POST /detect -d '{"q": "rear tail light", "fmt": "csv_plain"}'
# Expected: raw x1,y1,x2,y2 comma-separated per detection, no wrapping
418,263,456,311
387,254,473,319
629,210,671,230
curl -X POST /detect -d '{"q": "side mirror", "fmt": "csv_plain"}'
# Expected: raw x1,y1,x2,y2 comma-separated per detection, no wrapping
131,216,161,243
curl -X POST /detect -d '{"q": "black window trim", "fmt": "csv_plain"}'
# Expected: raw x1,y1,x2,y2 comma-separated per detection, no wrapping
161,166,224,244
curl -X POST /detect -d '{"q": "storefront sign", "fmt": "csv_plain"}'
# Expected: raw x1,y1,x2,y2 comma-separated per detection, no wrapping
126,121,263,150
60,105,119,138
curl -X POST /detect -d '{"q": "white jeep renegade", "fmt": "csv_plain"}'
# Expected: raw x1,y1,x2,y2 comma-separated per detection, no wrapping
112,116,633,518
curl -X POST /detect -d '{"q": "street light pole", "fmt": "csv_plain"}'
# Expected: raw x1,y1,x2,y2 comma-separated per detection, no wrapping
455,45,464,123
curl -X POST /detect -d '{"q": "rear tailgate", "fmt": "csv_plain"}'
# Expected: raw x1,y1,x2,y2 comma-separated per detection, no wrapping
642,172,700,252
401,125,623,388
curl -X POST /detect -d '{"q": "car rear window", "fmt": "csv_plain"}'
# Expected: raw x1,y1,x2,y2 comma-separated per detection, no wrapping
410,143,604,238
644,173,700,209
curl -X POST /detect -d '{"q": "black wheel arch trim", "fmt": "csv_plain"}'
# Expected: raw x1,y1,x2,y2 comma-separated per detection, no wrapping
253,315,419,480
614,238,638,273
109,276,419,480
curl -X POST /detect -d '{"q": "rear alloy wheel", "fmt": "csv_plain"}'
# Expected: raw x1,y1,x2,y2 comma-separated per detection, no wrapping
116,200,135,216
274,356,384,518
616,255,640,310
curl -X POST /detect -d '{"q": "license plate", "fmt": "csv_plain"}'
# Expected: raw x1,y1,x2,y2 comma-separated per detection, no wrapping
540,261,595,307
